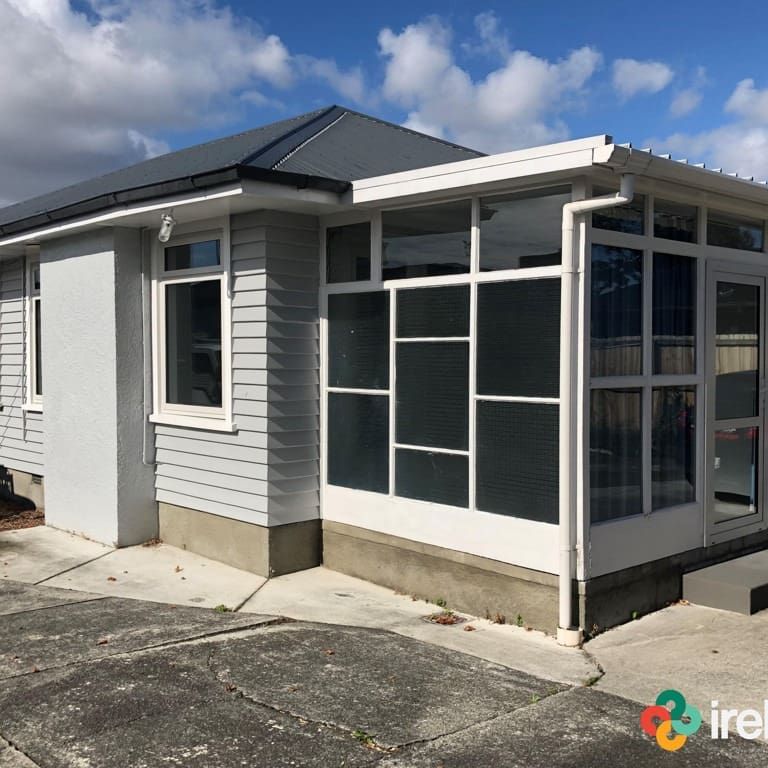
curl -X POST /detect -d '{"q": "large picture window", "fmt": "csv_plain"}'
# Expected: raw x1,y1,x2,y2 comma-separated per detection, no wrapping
152,225,231,429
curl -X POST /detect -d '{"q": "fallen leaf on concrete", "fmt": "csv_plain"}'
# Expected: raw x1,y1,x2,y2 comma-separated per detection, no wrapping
97,638,109,646
323,649,335,656
107,577,117,582
463,625,476,632
174,565,183,573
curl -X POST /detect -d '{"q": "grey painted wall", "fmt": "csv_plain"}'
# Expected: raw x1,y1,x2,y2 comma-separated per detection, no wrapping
154,210,320,529
0,256,44,476
41,228,156,545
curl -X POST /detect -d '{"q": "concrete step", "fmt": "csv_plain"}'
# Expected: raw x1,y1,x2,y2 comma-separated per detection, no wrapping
683,549,768,615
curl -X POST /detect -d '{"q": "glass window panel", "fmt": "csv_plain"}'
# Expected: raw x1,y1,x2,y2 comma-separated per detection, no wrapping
590,389,642,523
328,292,389,389
165,280,222,407
479,186,570,270
328,393,389,493
715,281,759,420
654,198,697,243
476,401,558,523
382,200,471,280
33,299,42,397
32,267,40,292
396,342,469,450
395,449,468,507
326,222,371,283
713,427,759,525
396,285,469,338
477,279,560,397
653,253,696,375
591,245,643,377
165,240,220,271
652,387,696,510
591,188,646,235
707,211,764,252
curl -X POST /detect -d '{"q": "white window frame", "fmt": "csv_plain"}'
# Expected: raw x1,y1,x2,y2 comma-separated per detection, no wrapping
24,253,43,411
150,217,234,432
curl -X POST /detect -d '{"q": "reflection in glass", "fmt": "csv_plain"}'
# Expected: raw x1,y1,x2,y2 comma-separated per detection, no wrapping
396,285,469,338
165,240,220,271
478,187,570,270
328,393,389,493
707,211,764,252
715,282,759,420
382,201,471,279
654,199,697,243
165,280,222,407
713,427,759,524
395,449,468,507
328,292,389,389
590,389,642,523
34,300,42,397
653,253,696,375
591,245,643,377
326,222,371,283
652,387,696,510
592,189,646,235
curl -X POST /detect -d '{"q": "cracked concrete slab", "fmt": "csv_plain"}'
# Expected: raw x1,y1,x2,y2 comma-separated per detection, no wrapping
0,739,38,767
0,527,112,584
206,623,568,749
587,603,768,714
379,687,768,768
0,580,104,616
0,594,278,678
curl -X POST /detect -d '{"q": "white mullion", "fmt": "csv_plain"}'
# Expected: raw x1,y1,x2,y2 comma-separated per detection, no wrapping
388,286,396,497
475,394,559,404
394,336,470,343
469,279,478,511
327,387,389,396
319,289,328,514
394,443,470,457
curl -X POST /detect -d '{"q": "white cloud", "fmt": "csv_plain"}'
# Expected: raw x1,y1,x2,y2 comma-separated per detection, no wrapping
725,78,768,122
378,18,601,152
298,56,367,105
669,88,702,118
612,58,673,100
0,0,364,206
462,11,509,59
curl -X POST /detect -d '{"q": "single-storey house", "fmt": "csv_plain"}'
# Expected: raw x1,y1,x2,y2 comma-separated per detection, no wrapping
1,105,767,644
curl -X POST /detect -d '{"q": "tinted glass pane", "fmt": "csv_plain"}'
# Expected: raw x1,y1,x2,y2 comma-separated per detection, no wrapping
34,300,42,397
477,279,560,397
654,198,697,243
396,285,469,338
396,342,468,450
714,427,759,525
328,393,388,493
592,188,645,235
326,223,371,283
479,187,569,270
590,389,642,522
653,253,696,375
165,240,220,271
395,449,468,506
715,282,759,420
652,387,696,510
476,401,558,523
591,245,643,377
165,280,222,407
382,201,471,279
328,292,389,389
707,211,764,252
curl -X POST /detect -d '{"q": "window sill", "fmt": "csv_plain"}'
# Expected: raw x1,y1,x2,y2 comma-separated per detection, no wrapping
149,413,238,433
22,403,43,413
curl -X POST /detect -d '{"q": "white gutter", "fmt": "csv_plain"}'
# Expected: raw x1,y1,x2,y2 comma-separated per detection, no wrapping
557,174,635,647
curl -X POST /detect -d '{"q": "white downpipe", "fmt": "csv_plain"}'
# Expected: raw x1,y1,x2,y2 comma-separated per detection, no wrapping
557,174,635,647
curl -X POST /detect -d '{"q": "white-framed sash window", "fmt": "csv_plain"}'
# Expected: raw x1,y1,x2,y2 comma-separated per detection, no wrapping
25,255,42,410
150,219,234,432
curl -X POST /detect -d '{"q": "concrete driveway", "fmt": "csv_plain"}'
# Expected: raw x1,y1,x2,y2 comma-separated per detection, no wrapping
1,579,767,767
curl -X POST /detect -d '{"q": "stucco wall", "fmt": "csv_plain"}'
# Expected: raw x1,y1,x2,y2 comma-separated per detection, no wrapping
154,210,320,528
41,228,155,545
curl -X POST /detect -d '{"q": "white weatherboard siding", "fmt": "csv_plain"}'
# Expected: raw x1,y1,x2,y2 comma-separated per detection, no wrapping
0,257,44,475
154,210,320,527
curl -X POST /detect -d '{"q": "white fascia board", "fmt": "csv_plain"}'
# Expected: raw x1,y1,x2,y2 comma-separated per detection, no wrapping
0,185,245,249
351,135,613,205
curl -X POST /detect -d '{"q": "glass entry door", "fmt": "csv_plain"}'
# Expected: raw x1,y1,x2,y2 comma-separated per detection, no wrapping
707,268,766,540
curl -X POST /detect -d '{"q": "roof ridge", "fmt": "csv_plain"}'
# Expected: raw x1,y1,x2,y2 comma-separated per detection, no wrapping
236,105,343,168
272,111,348,170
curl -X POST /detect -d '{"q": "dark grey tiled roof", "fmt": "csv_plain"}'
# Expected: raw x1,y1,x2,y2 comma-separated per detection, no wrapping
0,106,482,236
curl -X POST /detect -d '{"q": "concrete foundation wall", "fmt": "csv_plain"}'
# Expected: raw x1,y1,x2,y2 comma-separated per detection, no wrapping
158,502,321,577
8,468,44,509
323,520,560,632
40,228,156,546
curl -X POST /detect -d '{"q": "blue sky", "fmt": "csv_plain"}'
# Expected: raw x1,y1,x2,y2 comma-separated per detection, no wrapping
2,0,767,205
